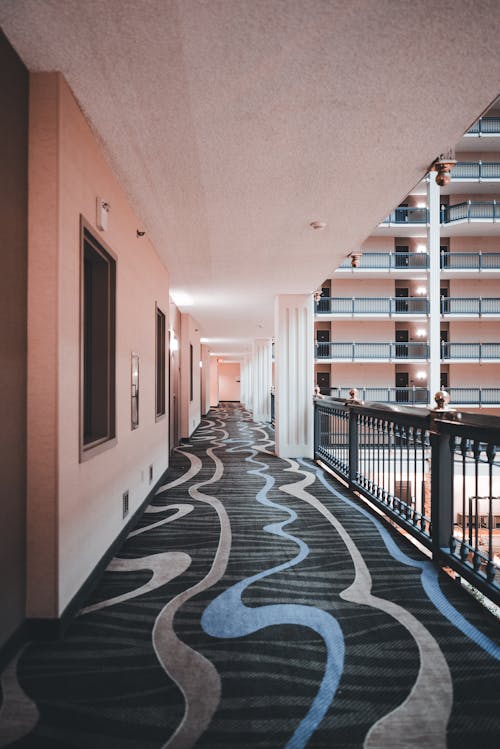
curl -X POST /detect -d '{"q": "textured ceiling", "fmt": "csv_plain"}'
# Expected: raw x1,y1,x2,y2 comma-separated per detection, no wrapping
2,0,500,354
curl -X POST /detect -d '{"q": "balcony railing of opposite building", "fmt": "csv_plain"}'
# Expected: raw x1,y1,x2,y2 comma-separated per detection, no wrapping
314,397,500,605
316,297,429,315
441,252,500,270
441,342,500,360
441,297,500,315
323,386,429,404
442,201,500,223
381,206,428,224
315,341,429,360
452,162,500,179
337,252,429,270
466,116,500,135
447,388,500,405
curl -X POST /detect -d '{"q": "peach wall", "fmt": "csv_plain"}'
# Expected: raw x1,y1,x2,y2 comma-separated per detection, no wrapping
449,235,500,251
180,313,201,437
447,363,500,387
449,320,499,342
219,362,241,401
450,278,500,295
330,320,394,341
29,74,171,616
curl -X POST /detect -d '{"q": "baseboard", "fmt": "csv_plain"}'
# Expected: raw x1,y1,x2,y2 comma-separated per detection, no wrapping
4,471,168,650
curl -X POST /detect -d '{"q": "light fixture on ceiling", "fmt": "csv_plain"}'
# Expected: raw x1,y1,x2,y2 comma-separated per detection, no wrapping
309,220,327,230
430,148,456,186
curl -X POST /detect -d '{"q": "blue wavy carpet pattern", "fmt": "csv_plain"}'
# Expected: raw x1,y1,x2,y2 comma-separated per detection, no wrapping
1,404,499,748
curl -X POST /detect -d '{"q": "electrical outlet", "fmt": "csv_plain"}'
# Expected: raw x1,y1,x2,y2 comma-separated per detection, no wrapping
122,490,129,519
149,464,153,483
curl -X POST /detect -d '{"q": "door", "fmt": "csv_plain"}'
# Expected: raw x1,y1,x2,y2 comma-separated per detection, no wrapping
395,329,409,358
440,371,449,389
318,286,330,313
395,245,409,268
395,371,409,402
395,287,409,313
316,371,331,395
316,329,330,357
169,331,180,454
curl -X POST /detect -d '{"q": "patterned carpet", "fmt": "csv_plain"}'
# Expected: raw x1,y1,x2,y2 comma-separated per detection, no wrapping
1,403,499,748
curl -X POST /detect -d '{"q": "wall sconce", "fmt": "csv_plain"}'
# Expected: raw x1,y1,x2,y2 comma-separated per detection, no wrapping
416,370,427,380
313,290,322,302
349,252,362,268
415,244,427,253
416,286,427,295
96,197,110,231
415,328,427,338
430,149,456,186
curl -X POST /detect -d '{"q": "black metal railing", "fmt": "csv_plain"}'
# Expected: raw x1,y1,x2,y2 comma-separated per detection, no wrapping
466,116,500,135
314,398,500,604
270,391,275,426
315,341,429,360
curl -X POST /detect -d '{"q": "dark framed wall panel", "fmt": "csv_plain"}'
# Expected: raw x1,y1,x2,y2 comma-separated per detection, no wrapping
0,32,29,654
79,218,117,461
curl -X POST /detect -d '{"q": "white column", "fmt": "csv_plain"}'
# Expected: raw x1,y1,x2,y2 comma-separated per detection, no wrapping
240,355,248,408
252,339,272,422
200,344,211,415
427,174,441,404
274,294,314,458
245,354,253,412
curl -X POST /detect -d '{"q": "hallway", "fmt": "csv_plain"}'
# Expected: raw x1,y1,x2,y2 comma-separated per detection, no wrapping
0,404,499,749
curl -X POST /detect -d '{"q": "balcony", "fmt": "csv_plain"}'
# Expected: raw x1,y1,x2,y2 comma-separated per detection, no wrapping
317,386,500,407
335,251,500,274
380,206,428,225
315,341,429,361
442,201,500,222
440,252,500,270
315,296,429,316
447,388,500,406
441,297,500,316
441,342,500,360
451,161,500,180
465,116,500,136
314,399,500,605
323,386,430,404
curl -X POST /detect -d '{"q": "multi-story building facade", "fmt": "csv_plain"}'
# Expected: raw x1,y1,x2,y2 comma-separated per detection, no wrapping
314,100,500,414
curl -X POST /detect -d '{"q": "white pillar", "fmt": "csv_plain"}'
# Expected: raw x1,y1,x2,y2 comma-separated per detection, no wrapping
274,294,314,458
252,339,272,422
427,174,441,404
240,355,248,408
200,344,211,415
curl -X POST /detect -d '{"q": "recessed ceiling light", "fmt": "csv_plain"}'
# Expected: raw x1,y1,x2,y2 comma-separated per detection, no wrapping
309,220,327,230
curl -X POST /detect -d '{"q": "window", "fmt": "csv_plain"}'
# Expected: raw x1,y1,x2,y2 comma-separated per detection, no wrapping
156,305,166,418
81,222,116,457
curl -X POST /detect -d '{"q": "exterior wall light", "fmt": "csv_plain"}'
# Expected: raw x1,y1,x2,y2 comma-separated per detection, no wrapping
430,149,456,186
416,371,427,380
350,252,362,268
416,286,427,295
416,328,427,338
